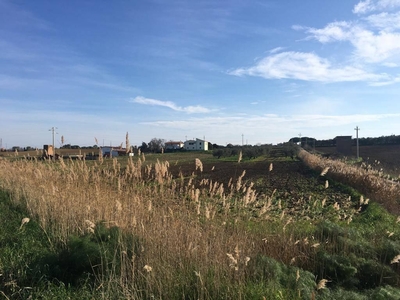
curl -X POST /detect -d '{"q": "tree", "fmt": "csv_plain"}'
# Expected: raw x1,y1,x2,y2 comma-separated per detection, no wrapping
148,138,165,153
139,142,149,153
282,142,298,159
213,149,224,159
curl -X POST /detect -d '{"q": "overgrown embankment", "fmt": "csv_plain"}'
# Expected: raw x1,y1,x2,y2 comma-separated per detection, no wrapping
2,154,400,299
298,149,400,215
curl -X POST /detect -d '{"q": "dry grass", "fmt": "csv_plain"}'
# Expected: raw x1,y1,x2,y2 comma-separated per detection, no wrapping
298,148,400,215
0,156,270,295
0,152,386,298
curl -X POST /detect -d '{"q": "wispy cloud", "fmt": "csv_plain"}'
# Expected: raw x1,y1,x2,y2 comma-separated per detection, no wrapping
353,0,400,14
140,113,398,129
304,21,400,63
229,51,384,82
365,11,400,30
304,21,352,43
232,1,400,84
269,47,285,54
131,96,212,114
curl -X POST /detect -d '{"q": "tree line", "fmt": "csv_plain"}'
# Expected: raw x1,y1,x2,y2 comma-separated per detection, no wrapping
289,134,400,147
212,143,298,160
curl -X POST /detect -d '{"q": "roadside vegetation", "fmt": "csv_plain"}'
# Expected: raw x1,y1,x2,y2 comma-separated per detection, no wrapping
1,146,400,299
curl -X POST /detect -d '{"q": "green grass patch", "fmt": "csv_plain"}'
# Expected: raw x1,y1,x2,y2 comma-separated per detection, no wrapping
0,190,104,299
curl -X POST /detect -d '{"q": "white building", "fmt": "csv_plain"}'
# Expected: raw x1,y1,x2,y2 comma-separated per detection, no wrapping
164,141,184,150
101,146,122,157
184,138,208,151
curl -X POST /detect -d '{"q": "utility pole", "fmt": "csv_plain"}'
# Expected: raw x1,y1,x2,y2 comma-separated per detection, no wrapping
355,126,360,159
242,134,244,146
49,127,57,159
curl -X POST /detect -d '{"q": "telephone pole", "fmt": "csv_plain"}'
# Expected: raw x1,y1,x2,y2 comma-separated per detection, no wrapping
49,127,57,159
242,134,244,146
355,126,360,159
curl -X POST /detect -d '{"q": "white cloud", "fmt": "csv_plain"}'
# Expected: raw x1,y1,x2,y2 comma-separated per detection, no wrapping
354,0,375,14
305,21,352,43
140,113,400,130
232,1,400,84
351,28,400,62
353,0,400,14
365,11,400,30
369,76,400,85
229,51,384,82
131,96,211,114
269,47,285,54
382,62,398,67
304,19,400,63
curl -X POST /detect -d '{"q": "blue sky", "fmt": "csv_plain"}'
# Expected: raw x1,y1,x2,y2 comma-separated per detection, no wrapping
1,0,400,148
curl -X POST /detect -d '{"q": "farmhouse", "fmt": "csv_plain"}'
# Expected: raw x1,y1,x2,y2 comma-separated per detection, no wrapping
184,138,208,151
164,141,184,150
101,146,132,157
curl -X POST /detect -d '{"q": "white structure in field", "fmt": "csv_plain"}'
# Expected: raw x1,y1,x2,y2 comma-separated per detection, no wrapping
184,138,208,151
164,141,184,150
101,146,119,157
101,146,131,157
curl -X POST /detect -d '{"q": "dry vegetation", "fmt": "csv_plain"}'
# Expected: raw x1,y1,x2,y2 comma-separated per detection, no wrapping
316,145,400,177
299,148,400,215
1,149,400,299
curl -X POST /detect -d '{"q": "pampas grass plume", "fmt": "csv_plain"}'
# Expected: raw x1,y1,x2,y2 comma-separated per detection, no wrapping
20,217,30,229
391,254,400,264
320,167,329,176
195,158,203,172
317,279,329,290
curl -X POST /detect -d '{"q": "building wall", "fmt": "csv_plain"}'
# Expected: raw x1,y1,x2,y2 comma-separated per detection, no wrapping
184,139,208,151
335,136,352,155
165,142,184,150
101,147,119,157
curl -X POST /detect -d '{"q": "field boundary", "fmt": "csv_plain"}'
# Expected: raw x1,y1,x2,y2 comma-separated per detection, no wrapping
298,149,400,215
